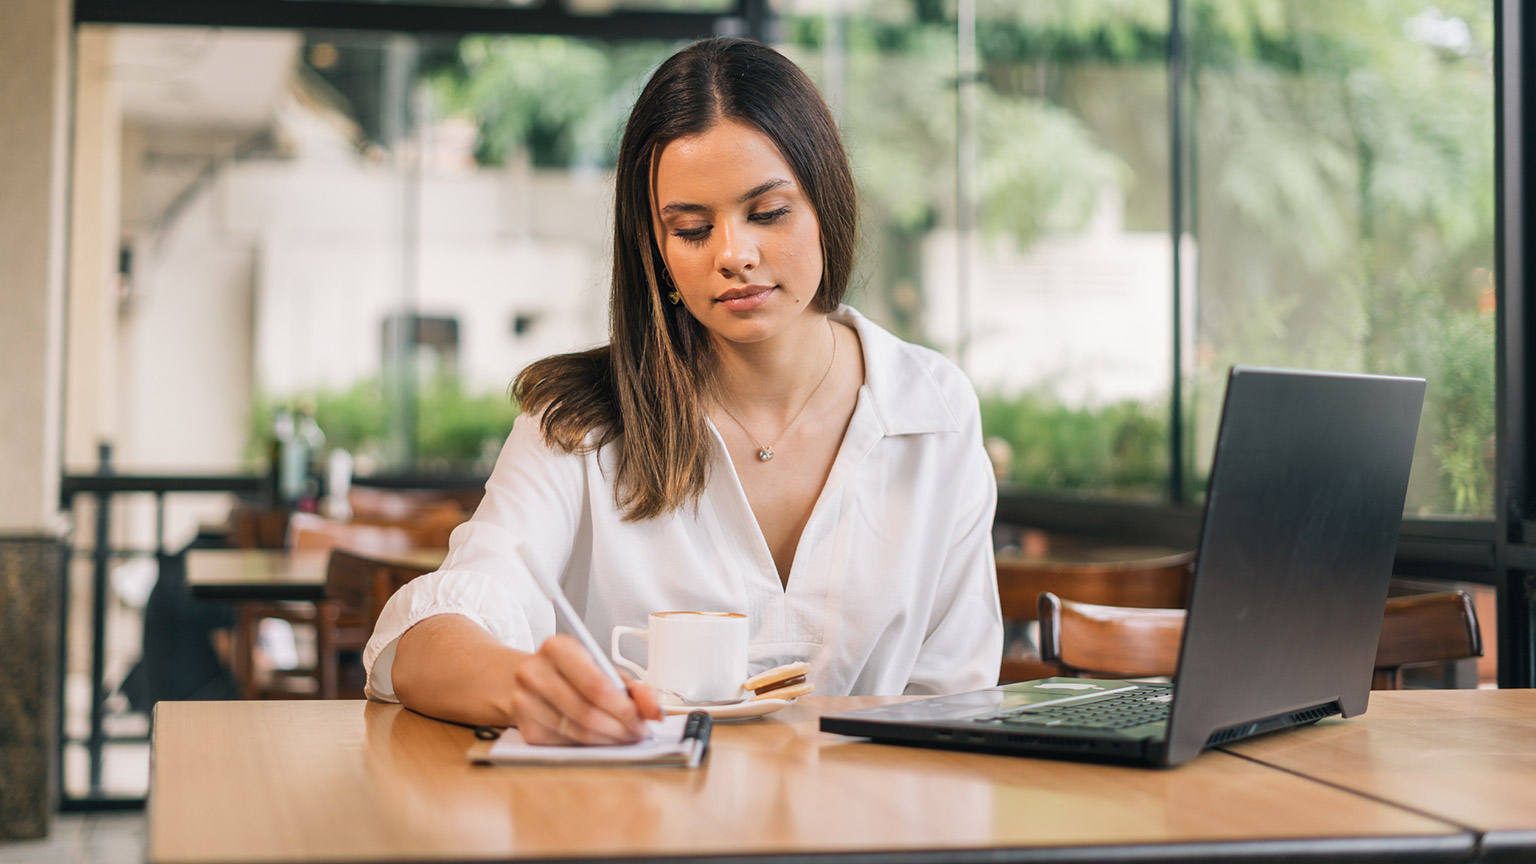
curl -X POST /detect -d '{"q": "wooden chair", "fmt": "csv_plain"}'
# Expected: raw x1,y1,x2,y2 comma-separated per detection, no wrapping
350,508,464,548
1036,592,1185,679
996,549,1194,683
317,549,437,698
1373,590,1483,689
229,504,291,549
349,487,477,522
1036,589,1484,690
238,514,432,699
287,511,417,555
239,548,435,699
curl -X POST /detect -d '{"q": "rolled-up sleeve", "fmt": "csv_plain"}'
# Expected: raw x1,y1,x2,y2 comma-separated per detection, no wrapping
363,413,584,701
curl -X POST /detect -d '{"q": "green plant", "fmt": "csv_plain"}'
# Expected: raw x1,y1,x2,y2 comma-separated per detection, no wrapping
416,375,520,465
979,390,1168,497
1424,309,1496,515
248,376,518,473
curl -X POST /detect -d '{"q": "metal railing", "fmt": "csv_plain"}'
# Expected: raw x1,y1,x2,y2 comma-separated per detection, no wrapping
55,446,489,809
57,445,259,809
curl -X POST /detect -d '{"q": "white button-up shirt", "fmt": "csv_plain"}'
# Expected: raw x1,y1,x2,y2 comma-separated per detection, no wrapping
364,306,1002,700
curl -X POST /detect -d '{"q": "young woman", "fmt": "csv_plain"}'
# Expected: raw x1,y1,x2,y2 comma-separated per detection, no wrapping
363,37,1001,745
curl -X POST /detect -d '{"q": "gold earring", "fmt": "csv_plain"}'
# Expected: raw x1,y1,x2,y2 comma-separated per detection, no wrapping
662,269,680,305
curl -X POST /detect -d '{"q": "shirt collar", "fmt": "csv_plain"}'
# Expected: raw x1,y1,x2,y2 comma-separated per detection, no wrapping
832,305,962,437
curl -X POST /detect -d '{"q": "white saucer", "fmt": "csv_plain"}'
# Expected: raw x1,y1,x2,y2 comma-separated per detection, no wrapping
660,697,796,721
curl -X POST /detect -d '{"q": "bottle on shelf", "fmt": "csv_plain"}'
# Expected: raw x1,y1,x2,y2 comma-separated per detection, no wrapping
269,406,297,509
293,400,326,513
323,449,354,521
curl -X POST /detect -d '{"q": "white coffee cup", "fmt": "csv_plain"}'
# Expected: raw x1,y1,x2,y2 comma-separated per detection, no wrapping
611,611,749,704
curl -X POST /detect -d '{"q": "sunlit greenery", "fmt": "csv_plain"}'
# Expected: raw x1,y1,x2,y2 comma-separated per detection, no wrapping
248,377,517,474
980,391,1167,497
383,1,1496,514
1184,0,1495,514
426,36,670,169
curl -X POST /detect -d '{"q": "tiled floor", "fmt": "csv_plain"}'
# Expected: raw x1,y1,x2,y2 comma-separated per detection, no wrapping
0,814,144,864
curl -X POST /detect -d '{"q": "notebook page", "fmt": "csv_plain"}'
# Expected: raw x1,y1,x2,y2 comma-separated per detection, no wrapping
486,714,693,763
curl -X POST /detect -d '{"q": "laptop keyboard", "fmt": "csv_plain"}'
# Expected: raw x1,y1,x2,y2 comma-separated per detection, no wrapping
989,684,1174,731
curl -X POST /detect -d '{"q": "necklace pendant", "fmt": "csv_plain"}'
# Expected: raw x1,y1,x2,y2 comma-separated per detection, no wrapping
757,446,774,462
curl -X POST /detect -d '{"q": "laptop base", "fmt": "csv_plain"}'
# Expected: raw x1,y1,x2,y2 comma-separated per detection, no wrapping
820,678,1344,768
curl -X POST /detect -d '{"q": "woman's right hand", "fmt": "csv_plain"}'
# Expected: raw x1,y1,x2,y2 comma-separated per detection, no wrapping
391,614,661,745
509,633,662,745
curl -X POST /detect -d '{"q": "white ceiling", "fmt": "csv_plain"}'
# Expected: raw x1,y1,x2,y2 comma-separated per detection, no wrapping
109,26,301,130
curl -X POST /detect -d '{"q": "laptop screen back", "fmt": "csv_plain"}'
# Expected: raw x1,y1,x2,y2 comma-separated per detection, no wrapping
1163,367,1425,764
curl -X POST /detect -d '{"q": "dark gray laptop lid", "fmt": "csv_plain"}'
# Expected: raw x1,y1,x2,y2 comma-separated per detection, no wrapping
1163,367,1425,764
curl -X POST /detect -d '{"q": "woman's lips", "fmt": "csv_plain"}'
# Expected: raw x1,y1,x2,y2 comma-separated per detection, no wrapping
715,285,775,312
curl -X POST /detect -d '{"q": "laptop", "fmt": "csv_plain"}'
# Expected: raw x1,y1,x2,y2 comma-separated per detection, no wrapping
821,366,1426,767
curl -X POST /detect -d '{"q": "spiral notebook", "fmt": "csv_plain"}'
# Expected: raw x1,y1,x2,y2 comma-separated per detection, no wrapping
467,710,712,767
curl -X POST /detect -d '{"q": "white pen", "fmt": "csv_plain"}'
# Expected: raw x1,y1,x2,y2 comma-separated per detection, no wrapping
527,569,630,694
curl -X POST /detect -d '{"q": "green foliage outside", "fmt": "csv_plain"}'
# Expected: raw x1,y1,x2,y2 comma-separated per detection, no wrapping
1180,0,1496,514
980,391,1167,497
795,0,1495,514
414,376,521,469
247,376,518,474
426,37,672,170
382,1,1496,513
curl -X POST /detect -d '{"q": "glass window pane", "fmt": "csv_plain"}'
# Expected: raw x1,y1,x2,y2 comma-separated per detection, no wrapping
411,34,679,470
81,27,677,482
781,0,1173,499
1186,1,1496,516
289,0,735,7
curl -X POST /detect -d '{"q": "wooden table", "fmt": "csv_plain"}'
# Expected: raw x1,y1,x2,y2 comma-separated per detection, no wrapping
184,547,447,697
185,548,447,601
1225,689,1536,864
147,696,1471,864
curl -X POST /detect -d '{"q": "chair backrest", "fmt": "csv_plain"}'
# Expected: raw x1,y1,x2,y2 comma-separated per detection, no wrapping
287,511,419,556
349,508,465,548
1037,592,1187,679
996,549,1194,683
323,548,436,635
1373,590,1483,689
349,487,472,522
996,550,1195,623
1037,589,1483,689
230,505,292,549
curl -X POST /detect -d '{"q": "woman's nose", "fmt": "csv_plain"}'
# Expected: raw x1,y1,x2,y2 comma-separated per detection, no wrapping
715,221,759,276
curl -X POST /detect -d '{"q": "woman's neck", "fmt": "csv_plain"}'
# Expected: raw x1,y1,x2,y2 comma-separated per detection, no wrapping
711,313,836,413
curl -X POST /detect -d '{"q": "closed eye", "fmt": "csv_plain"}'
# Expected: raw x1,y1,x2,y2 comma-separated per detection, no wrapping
673,225,711,245
671,207,789,245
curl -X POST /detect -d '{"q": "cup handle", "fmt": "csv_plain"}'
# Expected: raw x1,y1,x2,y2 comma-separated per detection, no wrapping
610,625,648,681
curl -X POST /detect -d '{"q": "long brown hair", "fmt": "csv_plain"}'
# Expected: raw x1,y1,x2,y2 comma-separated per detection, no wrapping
514,37,858,520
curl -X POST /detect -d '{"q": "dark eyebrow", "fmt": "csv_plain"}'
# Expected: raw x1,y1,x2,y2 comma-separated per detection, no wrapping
658,179,793,217
739,178,791,203
659,201,707,216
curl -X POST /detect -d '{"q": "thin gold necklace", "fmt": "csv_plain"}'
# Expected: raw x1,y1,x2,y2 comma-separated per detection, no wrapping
717,320,837,463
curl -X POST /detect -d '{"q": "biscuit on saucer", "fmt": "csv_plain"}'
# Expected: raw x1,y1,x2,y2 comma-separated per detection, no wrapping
743,661,814,701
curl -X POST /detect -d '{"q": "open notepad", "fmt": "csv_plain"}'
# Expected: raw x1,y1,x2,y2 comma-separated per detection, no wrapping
467,711,712,767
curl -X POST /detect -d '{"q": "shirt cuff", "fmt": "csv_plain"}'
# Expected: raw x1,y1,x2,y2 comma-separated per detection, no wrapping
365,636,402,702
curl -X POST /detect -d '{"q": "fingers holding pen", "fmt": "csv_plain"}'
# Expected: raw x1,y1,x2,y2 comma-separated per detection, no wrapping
512,694,620,746
625,677,663,722
513,634,648,744
546,634,651,732
511,669,632,745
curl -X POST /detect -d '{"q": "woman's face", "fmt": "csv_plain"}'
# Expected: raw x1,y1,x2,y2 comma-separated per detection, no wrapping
651,119,825,348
